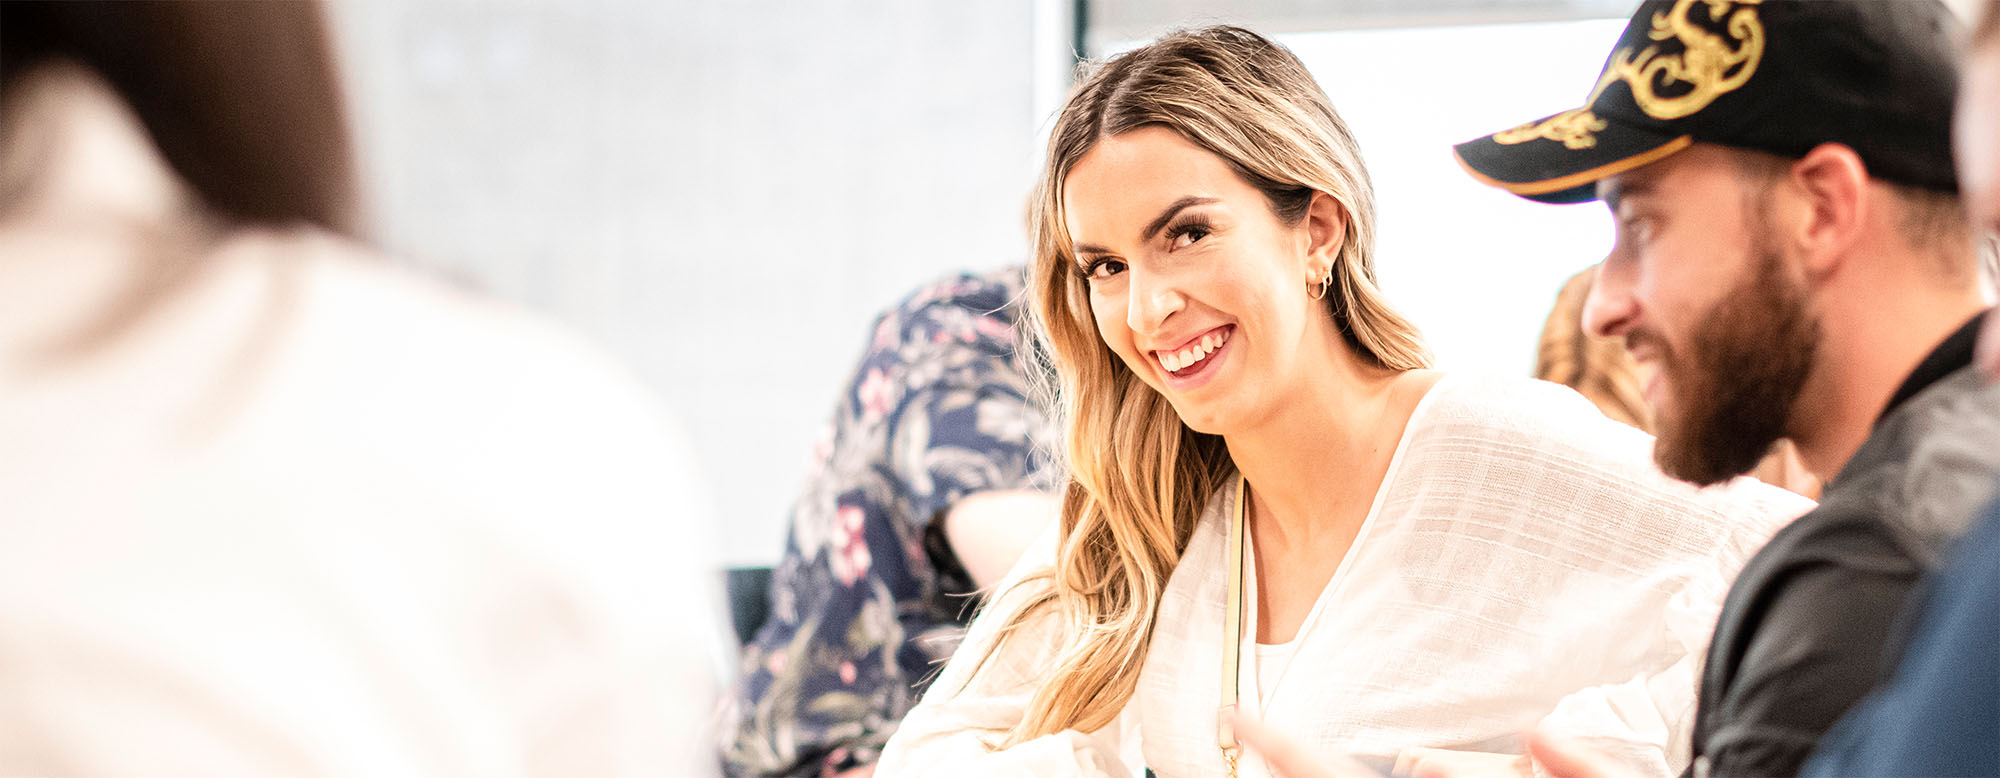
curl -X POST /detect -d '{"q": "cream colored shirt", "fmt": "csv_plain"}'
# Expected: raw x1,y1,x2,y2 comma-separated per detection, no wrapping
878,374,1812,778
0,66,723,777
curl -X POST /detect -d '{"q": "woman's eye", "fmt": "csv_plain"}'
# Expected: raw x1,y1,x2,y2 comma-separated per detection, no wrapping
1170,225,1209,251
1084,258,1126,281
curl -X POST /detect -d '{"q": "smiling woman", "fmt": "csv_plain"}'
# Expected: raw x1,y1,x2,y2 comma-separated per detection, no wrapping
875,26,1816,778
1065,125,1389,429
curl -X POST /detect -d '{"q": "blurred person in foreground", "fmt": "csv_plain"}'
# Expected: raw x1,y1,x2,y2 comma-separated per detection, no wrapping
722,267,1061,778
1534,265,1819,499
0,3,721,775
1236,2,2000,778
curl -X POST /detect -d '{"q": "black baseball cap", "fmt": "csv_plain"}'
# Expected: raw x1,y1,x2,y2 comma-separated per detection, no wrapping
1455,0,1962,204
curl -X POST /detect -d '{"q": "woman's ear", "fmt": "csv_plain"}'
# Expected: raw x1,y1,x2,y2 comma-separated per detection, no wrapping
1305,190,1347,277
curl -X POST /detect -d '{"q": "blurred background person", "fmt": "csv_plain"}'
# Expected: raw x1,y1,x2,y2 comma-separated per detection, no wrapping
1534,265,1820,499
1533,266,1654,431
0,3,721,776
721,266,1061,777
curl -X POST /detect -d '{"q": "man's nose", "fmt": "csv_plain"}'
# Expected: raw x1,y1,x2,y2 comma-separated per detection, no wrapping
1582,260,1637,340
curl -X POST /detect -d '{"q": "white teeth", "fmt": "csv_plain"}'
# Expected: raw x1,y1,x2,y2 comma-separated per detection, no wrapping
1159,329,1231,374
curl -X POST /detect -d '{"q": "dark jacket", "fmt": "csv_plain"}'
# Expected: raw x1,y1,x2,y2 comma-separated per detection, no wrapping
1800,496,2000,778
1688,314,2000,778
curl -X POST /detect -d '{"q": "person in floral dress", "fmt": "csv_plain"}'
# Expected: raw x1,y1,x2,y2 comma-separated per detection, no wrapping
722,267,1059,777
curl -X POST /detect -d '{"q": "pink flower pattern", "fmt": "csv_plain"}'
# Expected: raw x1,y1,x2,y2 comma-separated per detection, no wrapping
829,506,872,587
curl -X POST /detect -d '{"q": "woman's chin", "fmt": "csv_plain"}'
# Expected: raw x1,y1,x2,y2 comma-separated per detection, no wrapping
1167,400,1233,436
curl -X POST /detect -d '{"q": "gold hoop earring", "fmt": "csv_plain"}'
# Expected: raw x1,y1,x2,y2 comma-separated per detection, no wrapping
1308,272,1332,301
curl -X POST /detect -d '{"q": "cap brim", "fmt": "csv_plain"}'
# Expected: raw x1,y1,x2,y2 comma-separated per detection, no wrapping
1454,109,1692,204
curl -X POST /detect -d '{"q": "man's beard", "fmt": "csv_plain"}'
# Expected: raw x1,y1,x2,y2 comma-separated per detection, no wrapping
1646,234,1821,487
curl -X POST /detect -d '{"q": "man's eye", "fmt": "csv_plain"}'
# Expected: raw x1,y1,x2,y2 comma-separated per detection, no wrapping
1619,215,1655,244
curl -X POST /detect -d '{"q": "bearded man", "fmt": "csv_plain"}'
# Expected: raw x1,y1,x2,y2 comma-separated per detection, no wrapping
1453,1,2000,777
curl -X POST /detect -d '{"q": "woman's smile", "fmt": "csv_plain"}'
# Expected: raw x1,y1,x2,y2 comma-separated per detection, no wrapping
1155,323,1235,391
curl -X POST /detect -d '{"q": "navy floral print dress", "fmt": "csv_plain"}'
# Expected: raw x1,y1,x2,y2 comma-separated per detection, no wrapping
722,268,1057,776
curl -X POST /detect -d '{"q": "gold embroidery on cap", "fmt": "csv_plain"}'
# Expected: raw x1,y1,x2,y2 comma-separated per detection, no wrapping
1492,0,1763,148
1493,107,1610,149
1610,0,1764,120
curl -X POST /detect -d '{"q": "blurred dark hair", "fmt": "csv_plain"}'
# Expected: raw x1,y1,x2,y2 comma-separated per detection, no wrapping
1,0,358,236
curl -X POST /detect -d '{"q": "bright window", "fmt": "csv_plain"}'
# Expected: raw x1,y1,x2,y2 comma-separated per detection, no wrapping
1279,19,1627,374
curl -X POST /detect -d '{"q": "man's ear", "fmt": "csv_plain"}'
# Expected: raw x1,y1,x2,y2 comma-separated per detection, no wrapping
1304,190,1347,278
1787,143,1871,279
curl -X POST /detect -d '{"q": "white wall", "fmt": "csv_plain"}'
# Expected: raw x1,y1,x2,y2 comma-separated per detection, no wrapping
331,1,1053,566
331,4,1972,569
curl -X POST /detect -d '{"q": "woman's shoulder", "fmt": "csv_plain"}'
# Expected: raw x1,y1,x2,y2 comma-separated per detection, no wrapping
1412,372,1653,452
1404,372,1812,529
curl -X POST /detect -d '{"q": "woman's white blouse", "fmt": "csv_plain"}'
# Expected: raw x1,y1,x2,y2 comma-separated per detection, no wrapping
877,374,1812,778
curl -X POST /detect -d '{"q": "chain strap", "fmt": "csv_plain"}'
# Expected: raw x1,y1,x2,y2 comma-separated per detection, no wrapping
1217,475,1249,778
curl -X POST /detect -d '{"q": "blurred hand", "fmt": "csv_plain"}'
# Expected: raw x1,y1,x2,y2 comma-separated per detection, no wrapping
1233,714,1632,778
1232,713,1387,778
1393,748,1533,778
944,490,1061,589
1978,310,2000,380
1521,728,1638,778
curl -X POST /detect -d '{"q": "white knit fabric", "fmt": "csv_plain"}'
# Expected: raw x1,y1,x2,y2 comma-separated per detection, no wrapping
878,374,1811,778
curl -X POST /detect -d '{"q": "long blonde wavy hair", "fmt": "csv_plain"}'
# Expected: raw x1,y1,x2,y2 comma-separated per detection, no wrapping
970,26,1430,744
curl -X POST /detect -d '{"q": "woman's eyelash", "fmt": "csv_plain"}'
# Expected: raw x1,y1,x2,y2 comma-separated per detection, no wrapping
1067,217,1210,278
1167,217,1213,241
